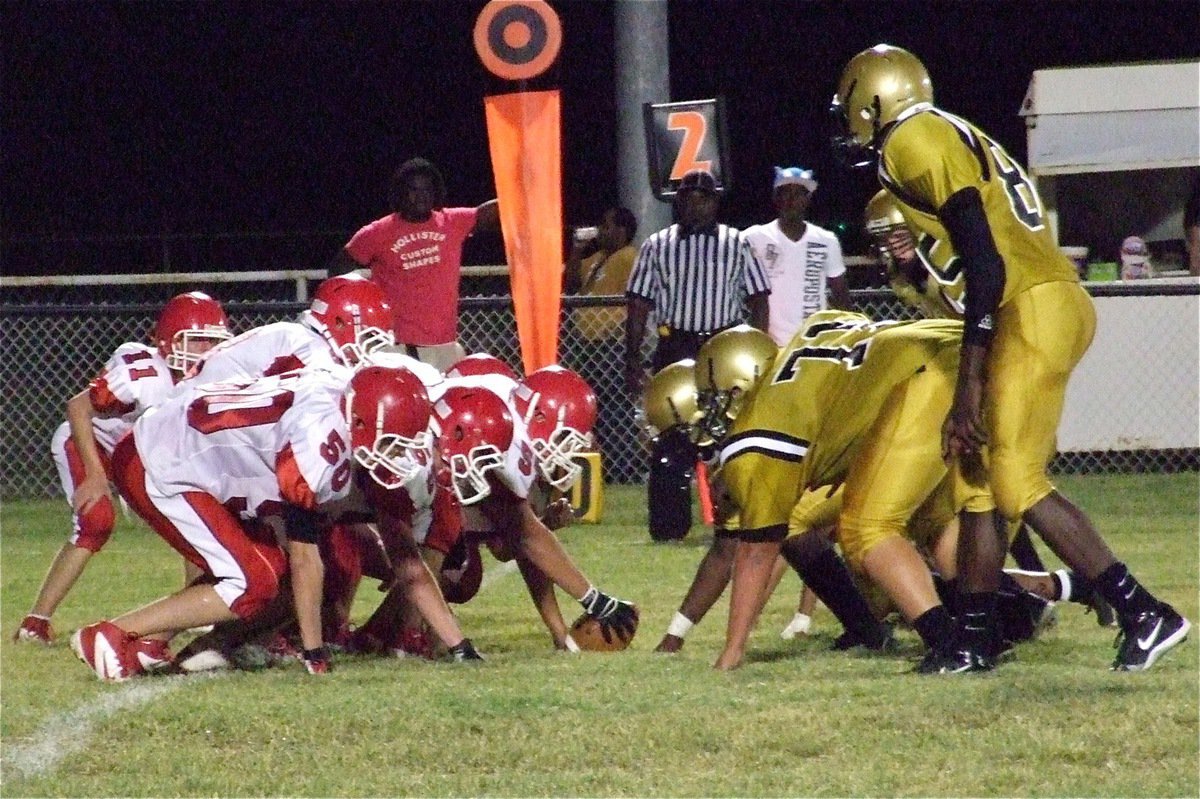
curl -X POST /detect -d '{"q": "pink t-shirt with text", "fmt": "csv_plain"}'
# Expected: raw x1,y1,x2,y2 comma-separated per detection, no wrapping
345,207,478,345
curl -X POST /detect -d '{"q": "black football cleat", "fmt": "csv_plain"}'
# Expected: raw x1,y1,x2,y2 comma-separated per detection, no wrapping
1085,593,1119,628
915,648,996,675
449,638,485,663
831,622,894,652
1111,603,1190,672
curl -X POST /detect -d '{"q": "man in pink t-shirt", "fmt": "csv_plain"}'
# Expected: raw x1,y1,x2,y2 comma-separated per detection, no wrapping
329,158,499,370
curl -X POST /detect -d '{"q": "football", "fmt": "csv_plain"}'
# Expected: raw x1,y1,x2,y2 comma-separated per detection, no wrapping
568,607,640,652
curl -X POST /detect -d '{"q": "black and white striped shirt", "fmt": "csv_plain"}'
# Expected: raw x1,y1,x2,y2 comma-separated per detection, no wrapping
626,223,772,333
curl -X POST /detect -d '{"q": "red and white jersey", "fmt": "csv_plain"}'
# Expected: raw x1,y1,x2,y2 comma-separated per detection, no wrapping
186,321,345,387
86,342,177,454
132,370,354,518
314,458,451,549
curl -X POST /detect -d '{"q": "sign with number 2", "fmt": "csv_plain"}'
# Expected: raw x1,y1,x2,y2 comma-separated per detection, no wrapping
642,97,732,201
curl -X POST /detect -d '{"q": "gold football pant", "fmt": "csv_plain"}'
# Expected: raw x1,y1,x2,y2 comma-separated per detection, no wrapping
987,281,1095,519
838,351,994,572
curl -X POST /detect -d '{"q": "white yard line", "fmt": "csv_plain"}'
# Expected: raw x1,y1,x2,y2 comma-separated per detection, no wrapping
9,566,516,782
5,676,206,781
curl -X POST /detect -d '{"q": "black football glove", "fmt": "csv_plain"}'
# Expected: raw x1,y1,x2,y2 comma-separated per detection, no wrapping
580,587,639,641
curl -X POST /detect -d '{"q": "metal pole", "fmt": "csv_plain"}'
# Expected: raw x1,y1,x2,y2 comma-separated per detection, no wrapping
615,0,672,242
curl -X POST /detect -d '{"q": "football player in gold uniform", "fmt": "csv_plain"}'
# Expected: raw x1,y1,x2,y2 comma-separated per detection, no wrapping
643,348,891,657
713,312,993,671
864,189,1119,628
865,188,964,320
833,44,1188,671
656,323,1070,669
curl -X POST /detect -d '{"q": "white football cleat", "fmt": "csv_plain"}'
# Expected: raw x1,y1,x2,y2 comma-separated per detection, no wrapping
128,637,175,672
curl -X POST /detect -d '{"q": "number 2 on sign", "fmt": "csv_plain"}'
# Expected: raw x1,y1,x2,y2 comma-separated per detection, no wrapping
666,111,712,179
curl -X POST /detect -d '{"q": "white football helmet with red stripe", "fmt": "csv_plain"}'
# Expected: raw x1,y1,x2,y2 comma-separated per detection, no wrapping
512,365,597,490
445,353,520,381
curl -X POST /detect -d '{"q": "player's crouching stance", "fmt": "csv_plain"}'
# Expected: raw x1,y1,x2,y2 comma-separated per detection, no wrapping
15,292,231,645
705,315,986,672
432,364,639,652
70,365,475,681
645,357,891,656
308,421,475,660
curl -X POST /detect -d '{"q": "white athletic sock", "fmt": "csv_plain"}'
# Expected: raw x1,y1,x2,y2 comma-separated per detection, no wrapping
1053,569,1072,602
781,612,812,640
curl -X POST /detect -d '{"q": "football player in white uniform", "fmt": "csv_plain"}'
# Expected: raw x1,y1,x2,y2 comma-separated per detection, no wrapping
14,292,231,645
429,365,638,652
186,273,394,387
178,276,455,659
299,349,455,659
172,355,471,667
70,365,477,681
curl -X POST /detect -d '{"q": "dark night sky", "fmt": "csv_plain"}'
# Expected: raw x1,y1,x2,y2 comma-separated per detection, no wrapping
3,0,1199,275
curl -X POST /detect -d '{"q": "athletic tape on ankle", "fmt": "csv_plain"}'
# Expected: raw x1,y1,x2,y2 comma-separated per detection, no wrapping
666,612,694,638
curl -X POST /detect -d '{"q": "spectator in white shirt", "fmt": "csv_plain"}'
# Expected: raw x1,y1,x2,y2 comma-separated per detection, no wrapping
744,166,852,346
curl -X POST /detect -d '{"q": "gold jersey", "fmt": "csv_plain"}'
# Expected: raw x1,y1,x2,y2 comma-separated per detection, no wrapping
887,232,966,319
718,310,963,536
878,108,1078,307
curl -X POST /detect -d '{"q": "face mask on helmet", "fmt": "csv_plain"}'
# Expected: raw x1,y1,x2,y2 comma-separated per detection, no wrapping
155,291,233,373
695,326,778,443
864,189,916,267
445,353,520,381
431,386,514,505
512,366,597,491
642,359,709,445
830,44,933,169
305,275,395,365
344,365,433,489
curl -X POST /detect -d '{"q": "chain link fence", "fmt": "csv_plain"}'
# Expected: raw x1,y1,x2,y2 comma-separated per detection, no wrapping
2,286,1196,499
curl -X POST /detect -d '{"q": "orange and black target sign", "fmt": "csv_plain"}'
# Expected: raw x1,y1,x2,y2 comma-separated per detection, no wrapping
473,0,562,81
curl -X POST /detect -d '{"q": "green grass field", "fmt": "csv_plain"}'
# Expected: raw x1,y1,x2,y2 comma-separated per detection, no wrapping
2,473,1197,797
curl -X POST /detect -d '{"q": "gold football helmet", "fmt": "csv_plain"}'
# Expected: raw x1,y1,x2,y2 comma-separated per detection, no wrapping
642,359,704,441
864,189,916,265
831,44,932,167
695,325,778,442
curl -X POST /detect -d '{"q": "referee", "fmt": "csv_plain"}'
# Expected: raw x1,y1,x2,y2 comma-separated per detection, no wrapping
625,168,771,541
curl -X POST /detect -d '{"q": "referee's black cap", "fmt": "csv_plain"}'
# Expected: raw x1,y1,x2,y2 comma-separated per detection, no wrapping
677,169,718,195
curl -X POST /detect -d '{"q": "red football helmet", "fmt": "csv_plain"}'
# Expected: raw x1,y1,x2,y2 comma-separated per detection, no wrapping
430,385,513,505
343,365,433,489
304,274,395,365
512,365,597,490
155,291,232,373
445,353,520,381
